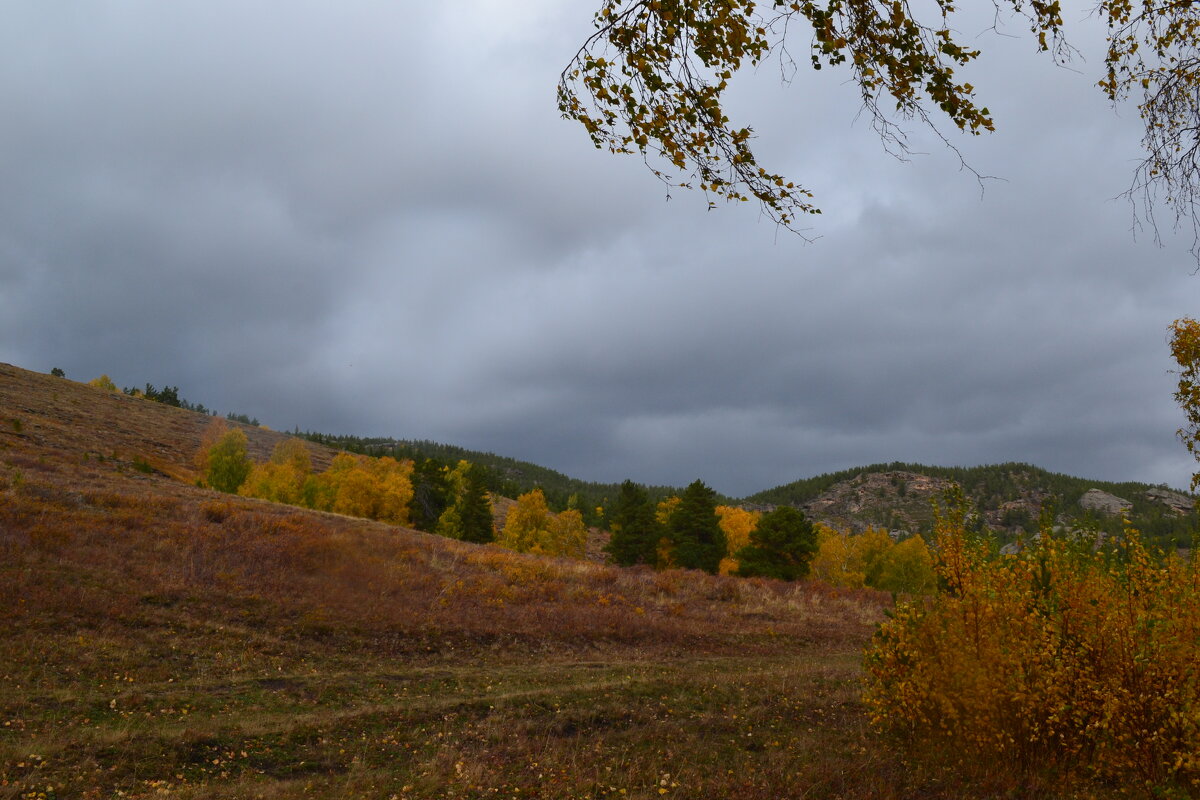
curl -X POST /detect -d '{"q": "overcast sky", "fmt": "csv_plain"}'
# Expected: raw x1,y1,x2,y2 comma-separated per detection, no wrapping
1,1,1196,497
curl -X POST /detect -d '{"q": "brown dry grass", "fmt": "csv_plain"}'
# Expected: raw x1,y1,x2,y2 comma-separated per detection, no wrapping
0,363,1114,799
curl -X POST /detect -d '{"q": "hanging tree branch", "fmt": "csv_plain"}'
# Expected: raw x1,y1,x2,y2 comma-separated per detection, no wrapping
557,0,1200,251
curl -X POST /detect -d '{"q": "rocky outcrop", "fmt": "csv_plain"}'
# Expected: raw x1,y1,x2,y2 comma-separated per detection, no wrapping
1145,487,1194,515
799,470,957,532
1079,489,1132,516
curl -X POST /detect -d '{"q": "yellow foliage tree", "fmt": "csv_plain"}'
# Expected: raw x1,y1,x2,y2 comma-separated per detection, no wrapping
810,525,867,589
654,495,680,525
309,452,413,525
865,502,1200,788
873,535,936,595
855,527,898,588
653,495,682,567
366,456,415,526
809,525,933,594
194,418,230,477
239,438,314,506
1170,317,1200,494
88,374,118,392
715,505,759,576
547,508,588,560
497,488,587,559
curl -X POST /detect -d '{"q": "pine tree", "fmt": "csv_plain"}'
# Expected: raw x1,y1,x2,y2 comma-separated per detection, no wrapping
408,457,451,532
667,480,725,574
457,464,495,544
735,506,818,581
605,479,661,566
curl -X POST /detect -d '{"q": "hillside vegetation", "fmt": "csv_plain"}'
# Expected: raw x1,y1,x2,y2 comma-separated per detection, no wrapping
4,362,1194,798
299,435,712,517
0,363,923,800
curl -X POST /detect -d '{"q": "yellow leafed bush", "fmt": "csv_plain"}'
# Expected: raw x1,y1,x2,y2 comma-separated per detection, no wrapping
864,493,1200,789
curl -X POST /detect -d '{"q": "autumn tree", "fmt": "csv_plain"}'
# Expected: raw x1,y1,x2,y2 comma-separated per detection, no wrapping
240,438,315,506
654,495,682,566
810,524,935,593
715,504,759,575
1171,317,1200,495
307,452,414,525
809,524,865,588
873,534,936,595
548,509,589,559
666,480,725,574
561,0,1200,250
734,506,817,580
204,428,251,493
605,479,662,566
88,374,118,392
497,488,587,558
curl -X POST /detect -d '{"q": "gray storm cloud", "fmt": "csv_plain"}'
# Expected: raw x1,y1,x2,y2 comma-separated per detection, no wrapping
0,0,1194,496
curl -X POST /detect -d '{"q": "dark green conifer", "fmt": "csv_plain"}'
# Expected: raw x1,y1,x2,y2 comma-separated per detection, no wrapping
457,465,495,544
605,479,661,566
668,480,725,574
735,506,817,581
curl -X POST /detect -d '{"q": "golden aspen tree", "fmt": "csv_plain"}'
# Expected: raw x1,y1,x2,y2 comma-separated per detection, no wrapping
366,456,414,526
874,535,936,595
498,489,587,558
498,488,553,554
715,505,759,575
239,438,315,506
547,508,588,559
88,374,118,392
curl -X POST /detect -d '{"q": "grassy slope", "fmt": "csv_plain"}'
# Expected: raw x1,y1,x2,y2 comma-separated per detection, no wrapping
0,363,910,800
0,364,1134,798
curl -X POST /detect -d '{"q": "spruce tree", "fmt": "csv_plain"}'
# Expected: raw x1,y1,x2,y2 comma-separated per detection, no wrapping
668,480,725,574
735,506,818,581
605,479,661,566
408,457,451,531
457,465,495,544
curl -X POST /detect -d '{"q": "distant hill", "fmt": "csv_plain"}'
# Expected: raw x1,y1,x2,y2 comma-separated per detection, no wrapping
744,462,1196,550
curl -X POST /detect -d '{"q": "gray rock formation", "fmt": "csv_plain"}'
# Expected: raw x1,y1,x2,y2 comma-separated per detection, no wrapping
1079,488,1132,516
1144,487,1194,515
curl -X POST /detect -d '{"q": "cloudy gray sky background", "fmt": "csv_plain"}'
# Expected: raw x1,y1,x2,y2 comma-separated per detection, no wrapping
1,1,1196,497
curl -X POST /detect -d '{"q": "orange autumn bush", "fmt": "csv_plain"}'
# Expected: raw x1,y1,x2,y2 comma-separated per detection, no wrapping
864,491,1200,790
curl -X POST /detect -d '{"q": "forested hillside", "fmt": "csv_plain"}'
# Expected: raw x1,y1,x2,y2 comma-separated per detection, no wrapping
298,434,715,515
746,461,1196,550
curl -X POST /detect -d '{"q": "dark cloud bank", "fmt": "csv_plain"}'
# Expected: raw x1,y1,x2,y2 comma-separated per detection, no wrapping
1,1,1195,497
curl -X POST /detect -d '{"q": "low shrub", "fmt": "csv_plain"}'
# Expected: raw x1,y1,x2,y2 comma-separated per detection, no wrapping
864,494,1200,792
